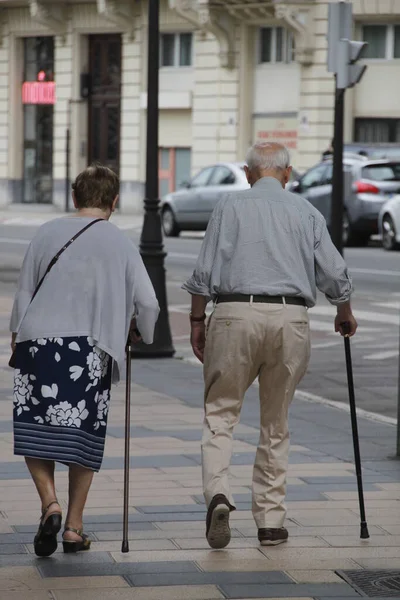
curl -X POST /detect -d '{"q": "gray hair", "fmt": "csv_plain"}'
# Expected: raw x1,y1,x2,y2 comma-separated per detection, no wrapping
245,142,291,172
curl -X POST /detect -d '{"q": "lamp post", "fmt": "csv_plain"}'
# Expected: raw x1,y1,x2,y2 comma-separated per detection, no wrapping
132,0,175,358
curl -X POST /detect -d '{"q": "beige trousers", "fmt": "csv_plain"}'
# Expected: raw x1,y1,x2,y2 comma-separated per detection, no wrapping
202,301,310,529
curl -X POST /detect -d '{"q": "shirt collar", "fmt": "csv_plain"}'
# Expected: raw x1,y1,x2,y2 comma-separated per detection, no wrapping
252,176,284,191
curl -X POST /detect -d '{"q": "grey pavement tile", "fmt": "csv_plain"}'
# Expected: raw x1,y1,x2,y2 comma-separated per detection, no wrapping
219,583,361,598
107,426,164,439
0,543,27,554
0,551,112,567
299,476,396,484
0,472,31,480
101,455,200,469
0,533,37,544
137,504,205,514
38,560,200,578
363,460,400,473
0,421,12,433
126,571,293,587
14,522,157,534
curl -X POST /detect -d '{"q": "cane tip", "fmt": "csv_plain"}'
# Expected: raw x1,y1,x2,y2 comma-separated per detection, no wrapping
360,523,370,539
121,541,130,553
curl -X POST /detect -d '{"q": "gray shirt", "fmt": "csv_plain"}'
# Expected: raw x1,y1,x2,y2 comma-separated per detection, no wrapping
183,177,352,307
10,217,160,383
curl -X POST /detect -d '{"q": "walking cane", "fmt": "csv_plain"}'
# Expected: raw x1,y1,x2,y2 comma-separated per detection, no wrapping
342,321,369,539
121,334,132,553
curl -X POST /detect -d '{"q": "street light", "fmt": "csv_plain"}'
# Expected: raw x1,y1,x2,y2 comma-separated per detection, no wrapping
132,0,175,358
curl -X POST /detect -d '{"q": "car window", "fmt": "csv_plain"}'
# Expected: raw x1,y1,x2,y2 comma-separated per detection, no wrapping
362,163,400,181
190,167,214,187
300,164,328,190
208,166,236,186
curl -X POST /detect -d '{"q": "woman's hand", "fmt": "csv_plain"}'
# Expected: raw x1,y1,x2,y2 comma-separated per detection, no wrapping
129,319,142,344
11,333,17,352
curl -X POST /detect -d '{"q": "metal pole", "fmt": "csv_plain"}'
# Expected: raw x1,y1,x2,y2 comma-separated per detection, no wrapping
121,336,132,553
65,127,70,213
132,0,175,358
330,82,345,256
397,321,400,456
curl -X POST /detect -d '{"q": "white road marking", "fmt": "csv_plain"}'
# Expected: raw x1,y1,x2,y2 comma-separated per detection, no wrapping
310,305,399,326
350,267,400,277
0,237,30,245
363,350,399,361
372,301,400,310
180,355,397,426
167,252,198,260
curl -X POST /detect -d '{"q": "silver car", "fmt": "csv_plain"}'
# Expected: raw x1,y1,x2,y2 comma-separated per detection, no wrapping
289,156,400,246
161,162,299,236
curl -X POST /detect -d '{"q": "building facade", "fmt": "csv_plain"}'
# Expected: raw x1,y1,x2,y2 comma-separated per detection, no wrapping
0,0,400,213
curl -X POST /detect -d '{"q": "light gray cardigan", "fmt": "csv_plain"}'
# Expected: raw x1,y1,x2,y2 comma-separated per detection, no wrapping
10,217,160,383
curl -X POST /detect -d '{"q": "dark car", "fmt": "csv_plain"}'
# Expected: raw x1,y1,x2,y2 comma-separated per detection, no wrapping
288,155,400,246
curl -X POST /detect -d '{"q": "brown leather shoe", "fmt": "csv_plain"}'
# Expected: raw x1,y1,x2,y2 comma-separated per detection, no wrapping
206,494,232,549
258,527,288,546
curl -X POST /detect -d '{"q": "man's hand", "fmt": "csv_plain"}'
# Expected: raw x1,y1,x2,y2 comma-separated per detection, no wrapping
191,321,206,363
129,319,142,344
335,306,358,337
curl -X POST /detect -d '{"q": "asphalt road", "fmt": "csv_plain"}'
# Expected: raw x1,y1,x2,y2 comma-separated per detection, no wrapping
1,224,400,419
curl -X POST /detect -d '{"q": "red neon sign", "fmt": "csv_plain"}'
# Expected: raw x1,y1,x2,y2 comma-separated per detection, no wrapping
22,81,56,105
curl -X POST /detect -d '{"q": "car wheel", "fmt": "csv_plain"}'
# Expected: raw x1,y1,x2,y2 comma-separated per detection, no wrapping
343,212,370,247
162,207,180,237
382,215,400,251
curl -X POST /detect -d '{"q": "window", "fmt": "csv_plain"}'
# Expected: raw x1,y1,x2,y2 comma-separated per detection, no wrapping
160,33,193,67
159,148,191,196
362,164,400,181
208,166,236,186
23,37,54,204
259,27,294,64
300,164,328,191
355,118,400,143
190,167,214,187
362,24,400,59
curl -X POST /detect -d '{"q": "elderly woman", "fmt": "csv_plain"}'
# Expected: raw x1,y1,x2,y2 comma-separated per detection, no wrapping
10,164,159,557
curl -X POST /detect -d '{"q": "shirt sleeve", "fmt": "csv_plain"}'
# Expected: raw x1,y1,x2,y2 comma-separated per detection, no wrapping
182,201,223,301
130,244,160,345
9,242,38,333
314,215,353,305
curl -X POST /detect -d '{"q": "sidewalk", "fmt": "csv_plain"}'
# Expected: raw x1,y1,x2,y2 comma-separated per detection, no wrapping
0,207,143,231
0,357,400,600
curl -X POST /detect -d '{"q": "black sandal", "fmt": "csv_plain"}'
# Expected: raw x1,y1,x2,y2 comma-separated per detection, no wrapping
62,527,92,553
34,500,62,557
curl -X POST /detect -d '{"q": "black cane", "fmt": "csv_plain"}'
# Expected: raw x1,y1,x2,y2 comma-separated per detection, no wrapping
121,335,132,553
341,322,369,539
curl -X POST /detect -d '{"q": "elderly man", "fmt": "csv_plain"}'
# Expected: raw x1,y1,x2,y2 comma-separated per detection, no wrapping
183,142,357,550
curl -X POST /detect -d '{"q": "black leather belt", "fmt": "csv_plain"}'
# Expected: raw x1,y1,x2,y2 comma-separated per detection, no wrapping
216,294,306,306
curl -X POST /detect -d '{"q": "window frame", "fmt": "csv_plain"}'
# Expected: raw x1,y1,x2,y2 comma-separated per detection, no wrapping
160,32,193,68
258,26,294,65
361,23,400,60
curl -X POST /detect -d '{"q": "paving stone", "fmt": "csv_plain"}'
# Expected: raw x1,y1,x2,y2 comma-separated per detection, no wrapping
52,585,225,600
285,570,345,583
0,592,53,600
38,561,200,578
0,544,27,554
126,571,292,587
137,504,205,514
219,583,360,598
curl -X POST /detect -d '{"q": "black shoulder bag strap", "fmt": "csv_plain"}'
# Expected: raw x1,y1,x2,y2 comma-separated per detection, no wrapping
9,218,103,368
30,218,104,303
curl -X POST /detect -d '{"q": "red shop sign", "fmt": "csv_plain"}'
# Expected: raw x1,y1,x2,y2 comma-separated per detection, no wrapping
22,81,56,105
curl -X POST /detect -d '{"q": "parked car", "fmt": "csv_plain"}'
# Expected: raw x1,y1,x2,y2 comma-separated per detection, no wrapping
161,162,300,236
288,156,400,246
378,195,400,250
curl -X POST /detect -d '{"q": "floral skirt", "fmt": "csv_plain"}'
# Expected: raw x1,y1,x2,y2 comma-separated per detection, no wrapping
13,336,112,471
